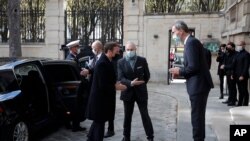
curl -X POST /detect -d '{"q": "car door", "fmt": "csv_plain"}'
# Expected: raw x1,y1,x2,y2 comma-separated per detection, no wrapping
14,62,49,123
42,62,81,119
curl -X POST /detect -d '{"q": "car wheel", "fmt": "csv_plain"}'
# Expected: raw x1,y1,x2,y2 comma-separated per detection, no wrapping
12,121,29,141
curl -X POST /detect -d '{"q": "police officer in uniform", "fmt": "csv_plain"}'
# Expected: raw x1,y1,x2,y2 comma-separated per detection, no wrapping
65,40,87,132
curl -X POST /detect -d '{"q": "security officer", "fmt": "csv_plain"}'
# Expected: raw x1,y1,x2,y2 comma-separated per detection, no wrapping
221,42,238,106
66,40,81,62
65,40,87,132
233,41,250,106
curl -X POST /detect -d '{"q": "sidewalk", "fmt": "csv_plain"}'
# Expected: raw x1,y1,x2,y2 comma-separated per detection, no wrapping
150,81,232,141
42,82,232,141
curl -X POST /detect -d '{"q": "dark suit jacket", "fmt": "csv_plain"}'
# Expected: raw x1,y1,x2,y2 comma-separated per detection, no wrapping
180,36,214,95
216,51,226,75
118,56,150,101
204,48,211,70
86,53,116,122
232,49,250,78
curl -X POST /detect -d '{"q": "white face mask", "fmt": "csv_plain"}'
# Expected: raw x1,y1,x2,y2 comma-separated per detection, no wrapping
236,46,243,52
172,34,180,42
126,50,136,58
77,48,81,54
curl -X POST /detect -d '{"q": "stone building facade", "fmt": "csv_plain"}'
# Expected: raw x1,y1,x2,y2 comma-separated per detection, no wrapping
0,0,249,84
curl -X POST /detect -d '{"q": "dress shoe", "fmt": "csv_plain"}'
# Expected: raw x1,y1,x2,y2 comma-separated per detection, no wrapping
148,138,154,141
104,130,115,138
121,137,130,141
222,100,229,104
219,96,223,99
227,102,236,106
72,126,86,132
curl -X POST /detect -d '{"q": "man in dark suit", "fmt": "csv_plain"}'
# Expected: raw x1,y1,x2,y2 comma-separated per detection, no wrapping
233,41,250,106
169,21,214,141
216,44,226,99
104,47,123,138
221,42,238,106
86,42,126,141
118,41,154,141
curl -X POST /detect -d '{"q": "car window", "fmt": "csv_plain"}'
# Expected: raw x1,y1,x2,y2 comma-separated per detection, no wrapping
0,70,19,94
14,64,43,86
44,64,79,83
14,65,38,76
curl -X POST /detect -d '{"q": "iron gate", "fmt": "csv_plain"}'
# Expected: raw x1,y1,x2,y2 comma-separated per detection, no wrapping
64,7,123,49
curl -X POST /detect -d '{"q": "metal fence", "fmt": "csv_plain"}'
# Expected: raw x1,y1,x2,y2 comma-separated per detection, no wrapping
0,9,45,43
65,8,123,47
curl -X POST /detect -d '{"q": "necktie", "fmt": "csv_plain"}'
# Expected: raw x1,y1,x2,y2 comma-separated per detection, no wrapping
91,56,97,68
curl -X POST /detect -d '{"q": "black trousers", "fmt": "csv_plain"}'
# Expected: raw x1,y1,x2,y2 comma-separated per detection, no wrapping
87,121,105,141
123,100,154,139
219,74,224,96
189,90,209,141
227,75,237,103
107,120,114,131
237,79,249,106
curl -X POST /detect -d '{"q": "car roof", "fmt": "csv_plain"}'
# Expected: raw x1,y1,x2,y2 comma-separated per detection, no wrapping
0,58,50,70
0,58,78,70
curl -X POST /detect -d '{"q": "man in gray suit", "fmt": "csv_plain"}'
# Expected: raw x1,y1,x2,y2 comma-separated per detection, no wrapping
169,21,214,141
118,42,154,141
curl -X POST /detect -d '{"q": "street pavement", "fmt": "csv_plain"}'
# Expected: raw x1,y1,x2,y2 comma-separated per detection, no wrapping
41,81,233,141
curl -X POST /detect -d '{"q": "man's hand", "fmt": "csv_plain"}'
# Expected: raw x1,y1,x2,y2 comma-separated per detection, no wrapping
131,78,145,86
239,76,244,81
169,67,180,78
115,82,127,91
220,64,225,69
80,68,89,76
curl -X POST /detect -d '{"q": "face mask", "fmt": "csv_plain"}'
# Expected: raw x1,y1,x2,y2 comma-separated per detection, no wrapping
172,34,180,42
92,49,97,55
236,46,243,52
77,48,81,54
126,50,136,58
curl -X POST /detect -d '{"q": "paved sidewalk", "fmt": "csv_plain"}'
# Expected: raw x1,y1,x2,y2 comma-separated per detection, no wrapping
41,82,232,141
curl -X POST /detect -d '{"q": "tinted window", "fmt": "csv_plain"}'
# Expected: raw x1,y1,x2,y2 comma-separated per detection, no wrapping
0,71,19,94
44,64,79,83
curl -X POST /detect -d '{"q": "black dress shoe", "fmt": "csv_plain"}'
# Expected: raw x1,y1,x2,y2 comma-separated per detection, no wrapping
104,130,115,138
222,100,229,104
148,139,154,141
228,102,236,106
219,96,223,99
121,137,130,141
72,126,86,132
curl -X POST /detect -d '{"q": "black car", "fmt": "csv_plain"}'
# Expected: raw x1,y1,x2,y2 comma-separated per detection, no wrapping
0,59,83,141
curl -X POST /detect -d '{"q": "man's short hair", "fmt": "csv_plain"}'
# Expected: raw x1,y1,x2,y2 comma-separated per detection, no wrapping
174,20,189,33
227,42,235,48
104,42,119,53
220,44,226,48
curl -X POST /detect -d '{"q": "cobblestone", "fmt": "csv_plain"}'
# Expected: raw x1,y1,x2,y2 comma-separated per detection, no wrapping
41,84,178,141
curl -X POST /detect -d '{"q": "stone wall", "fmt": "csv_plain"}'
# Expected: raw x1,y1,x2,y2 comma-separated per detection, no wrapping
124,0,222,83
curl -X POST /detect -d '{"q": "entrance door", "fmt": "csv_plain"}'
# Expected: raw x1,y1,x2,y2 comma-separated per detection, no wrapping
168,29,195,84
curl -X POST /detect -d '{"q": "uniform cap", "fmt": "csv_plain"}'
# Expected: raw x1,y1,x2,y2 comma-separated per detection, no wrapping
66,40,80,48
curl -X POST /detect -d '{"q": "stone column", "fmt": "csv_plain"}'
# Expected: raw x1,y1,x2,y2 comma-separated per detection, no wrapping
45,0,65,59
123,0,144,55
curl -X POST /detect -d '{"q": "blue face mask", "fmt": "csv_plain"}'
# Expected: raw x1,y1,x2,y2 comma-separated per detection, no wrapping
172,34,181,42
126,50,136,58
